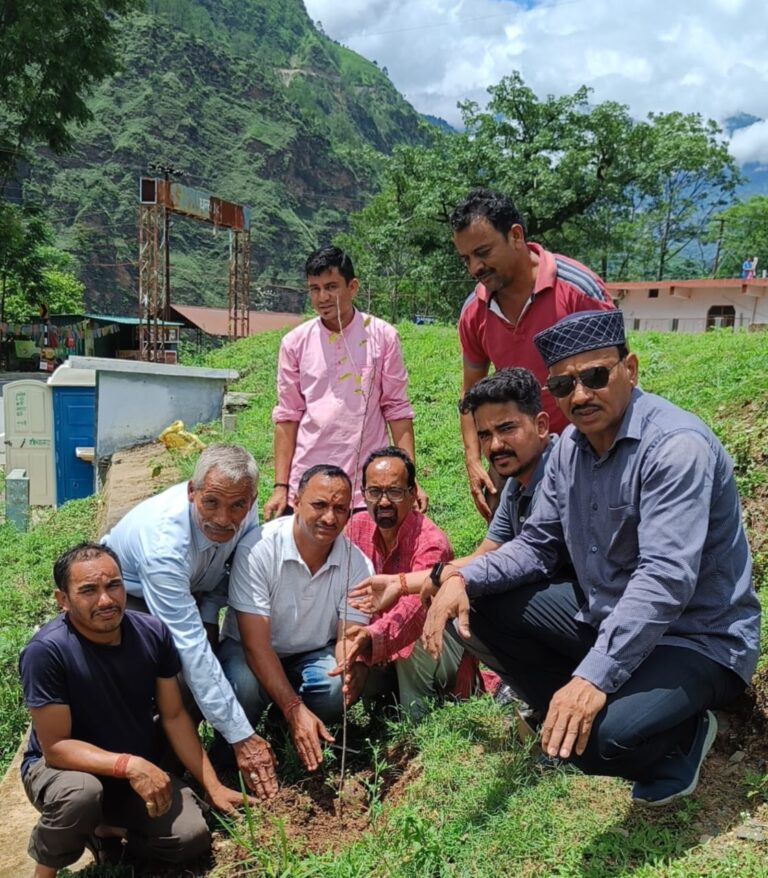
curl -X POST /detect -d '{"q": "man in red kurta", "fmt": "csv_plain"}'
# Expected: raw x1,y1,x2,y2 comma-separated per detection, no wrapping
337,447,481,718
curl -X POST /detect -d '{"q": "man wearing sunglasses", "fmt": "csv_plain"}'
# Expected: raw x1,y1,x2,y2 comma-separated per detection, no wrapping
334,447,462,718
422,309,760,806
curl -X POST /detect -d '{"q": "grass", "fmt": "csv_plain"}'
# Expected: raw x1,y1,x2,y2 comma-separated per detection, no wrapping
0,496,100,769
3,324,768,877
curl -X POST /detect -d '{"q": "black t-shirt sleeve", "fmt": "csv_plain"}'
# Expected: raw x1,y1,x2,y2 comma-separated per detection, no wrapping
19,640,69,710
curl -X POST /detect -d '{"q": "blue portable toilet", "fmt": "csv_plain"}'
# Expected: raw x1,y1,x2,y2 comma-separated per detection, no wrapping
49,364,96,505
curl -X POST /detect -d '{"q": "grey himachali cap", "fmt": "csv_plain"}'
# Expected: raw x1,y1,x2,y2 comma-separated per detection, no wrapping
533,310,626,367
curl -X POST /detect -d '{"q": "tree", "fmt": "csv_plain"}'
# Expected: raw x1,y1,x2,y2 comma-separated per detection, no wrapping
0,203,83,322
709,196,768,279
342,72,740,317
628,112,740,280
0,0,138,185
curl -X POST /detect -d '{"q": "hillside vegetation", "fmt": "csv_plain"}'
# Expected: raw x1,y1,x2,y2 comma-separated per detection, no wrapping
2,326,767,878
29,0,428,313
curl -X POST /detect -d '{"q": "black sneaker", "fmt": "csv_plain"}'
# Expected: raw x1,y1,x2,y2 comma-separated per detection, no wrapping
84,833,126,865
631,710,717,807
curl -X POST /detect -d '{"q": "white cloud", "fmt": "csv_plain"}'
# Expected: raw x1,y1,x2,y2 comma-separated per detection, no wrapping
305,0,768,161
730,120,768,164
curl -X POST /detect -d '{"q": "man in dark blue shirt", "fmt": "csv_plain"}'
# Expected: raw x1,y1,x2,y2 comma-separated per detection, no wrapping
422,310,760,806
19,542,268,878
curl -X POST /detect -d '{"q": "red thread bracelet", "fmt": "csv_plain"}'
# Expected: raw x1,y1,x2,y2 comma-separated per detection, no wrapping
113,753,131,778
284,695,303,716
398,573,409,596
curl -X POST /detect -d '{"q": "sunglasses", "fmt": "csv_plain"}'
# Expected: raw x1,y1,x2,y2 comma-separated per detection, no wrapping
545,359,623,398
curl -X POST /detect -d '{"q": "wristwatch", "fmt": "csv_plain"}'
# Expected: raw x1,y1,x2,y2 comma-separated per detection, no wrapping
429,562,445,589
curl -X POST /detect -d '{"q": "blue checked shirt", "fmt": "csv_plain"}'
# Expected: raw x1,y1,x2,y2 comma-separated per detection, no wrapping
461,388,761,694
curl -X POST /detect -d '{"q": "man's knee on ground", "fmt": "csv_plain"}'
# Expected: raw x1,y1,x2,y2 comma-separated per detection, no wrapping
591,713,644,763
167,812,211,863
139,790,211,864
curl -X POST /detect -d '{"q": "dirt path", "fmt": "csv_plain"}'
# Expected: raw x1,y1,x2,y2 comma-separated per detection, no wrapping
0,442,179,878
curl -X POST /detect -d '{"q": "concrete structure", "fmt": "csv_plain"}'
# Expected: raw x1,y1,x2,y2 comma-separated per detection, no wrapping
5,468,29,530
67,356,237,470
608,278,768,333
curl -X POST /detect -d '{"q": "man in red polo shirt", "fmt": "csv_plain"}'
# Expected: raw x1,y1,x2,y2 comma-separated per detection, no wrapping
451,188,614,520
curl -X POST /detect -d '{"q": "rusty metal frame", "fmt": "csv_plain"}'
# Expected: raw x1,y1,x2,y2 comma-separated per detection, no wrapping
228,229,251,341
138,177,251,361
138,202,166,361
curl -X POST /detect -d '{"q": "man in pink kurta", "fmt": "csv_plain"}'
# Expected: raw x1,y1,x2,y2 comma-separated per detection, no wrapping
264,247,421,518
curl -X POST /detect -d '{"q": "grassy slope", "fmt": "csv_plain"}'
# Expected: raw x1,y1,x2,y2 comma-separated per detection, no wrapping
3,325,768,877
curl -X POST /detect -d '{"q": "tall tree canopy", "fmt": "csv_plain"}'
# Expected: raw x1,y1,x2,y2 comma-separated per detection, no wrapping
0,0,138,184
341,72,740,321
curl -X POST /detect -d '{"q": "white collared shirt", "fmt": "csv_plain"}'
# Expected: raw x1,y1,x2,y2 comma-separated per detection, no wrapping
222,515,372,657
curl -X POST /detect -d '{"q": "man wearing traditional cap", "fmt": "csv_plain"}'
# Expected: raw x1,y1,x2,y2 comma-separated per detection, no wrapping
421,309,761,806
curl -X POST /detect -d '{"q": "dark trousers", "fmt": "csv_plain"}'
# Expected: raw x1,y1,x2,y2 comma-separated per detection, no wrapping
467,580,744,782
23,760,210,869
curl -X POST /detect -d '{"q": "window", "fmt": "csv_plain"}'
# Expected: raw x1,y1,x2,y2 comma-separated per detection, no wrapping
648,289,659,299
706,305,735,329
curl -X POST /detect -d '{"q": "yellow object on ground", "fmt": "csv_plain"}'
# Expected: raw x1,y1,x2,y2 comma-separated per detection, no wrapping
158,420,206,451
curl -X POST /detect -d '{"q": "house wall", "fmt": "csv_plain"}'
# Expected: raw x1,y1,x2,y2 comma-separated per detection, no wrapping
67,356,237,465
618,288,768,332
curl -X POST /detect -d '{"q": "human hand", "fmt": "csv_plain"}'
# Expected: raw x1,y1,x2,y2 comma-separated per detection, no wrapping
419,576,437,607
205,782,258,814
465,458,495,522
420,575,470,659
348,575,402,615
125,756,172,817
328,628,373,704
287,704,335,772
541,677,607,760
233,734,278,800
263,487,288,521
414,483,429,514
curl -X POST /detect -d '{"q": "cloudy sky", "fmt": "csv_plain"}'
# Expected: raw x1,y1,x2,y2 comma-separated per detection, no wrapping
304,0,768,165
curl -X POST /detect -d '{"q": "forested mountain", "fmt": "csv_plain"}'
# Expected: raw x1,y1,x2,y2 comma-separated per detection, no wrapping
27,0,428,314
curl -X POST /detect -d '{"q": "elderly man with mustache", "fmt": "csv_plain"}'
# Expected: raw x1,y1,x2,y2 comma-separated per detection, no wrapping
102,444,277,800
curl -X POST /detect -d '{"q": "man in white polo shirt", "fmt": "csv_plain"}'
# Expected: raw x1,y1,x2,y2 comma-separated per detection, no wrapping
219,464,373,772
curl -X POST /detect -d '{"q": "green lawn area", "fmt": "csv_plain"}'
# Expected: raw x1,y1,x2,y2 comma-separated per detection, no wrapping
3,325,768,877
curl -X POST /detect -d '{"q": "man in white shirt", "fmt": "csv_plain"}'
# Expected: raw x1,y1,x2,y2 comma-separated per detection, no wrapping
102,444,277,799
219,464,373,773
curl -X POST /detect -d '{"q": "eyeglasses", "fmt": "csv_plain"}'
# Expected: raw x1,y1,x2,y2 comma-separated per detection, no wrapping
545,359,623,398
362,486,409,503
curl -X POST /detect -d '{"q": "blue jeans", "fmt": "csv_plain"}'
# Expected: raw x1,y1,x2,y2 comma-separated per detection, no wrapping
467,580,744,782
218,638,344,726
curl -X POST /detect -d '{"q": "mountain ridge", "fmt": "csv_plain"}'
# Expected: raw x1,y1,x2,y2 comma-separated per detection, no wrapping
29,0,429,314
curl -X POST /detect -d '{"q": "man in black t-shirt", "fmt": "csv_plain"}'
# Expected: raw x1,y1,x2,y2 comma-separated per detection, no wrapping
19,542,262,878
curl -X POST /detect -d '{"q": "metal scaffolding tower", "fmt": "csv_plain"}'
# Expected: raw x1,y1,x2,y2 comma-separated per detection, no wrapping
138,176,251,362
